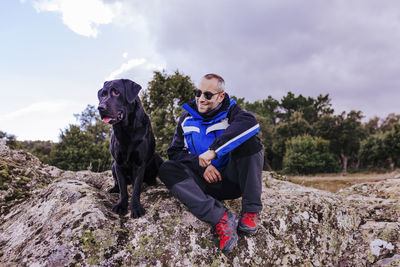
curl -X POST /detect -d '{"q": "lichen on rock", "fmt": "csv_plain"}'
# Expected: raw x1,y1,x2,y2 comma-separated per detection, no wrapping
0,142,399,266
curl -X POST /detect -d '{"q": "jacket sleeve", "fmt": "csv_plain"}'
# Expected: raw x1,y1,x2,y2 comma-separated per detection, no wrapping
167,114,204,173
209,104,260,158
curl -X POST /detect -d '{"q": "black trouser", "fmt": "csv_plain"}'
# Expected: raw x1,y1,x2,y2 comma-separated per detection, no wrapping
158,150,264,225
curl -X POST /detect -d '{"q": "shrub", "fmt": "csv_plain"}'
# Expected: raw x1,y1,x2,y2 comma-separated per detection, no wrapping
283,135,339,174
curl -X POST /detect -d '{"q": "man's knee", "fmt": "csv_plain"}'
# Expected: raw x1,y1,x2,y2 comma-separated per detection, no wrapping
231,149,264,167
159,160,188,189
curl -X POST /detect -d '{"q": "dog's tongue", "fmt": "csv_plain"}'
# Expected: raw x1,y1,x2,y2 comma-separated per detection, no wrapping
103,117,112,123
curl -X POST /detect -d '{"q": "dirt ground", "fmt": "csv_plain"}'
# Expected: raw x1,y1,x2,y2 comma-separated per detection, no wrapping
287,170,400,193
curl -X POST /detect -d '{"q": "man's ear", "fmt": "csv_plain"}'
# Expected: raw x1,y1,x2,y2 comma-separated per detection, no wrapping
123,79,142,103
218,92,226,103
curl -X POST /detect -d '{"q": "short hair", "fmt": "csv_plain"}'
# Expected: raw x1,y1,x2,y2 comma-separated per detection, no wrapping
203,73,225,92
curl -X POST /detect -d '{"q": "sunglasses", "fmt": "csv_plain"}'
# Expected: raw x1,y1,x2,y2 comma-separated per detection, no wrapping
193,89,221,100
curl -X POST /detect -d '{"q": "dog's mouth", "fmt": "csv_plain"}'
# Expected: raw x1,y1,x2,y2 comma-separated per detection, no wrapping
103,117,113,123
102,112,124,124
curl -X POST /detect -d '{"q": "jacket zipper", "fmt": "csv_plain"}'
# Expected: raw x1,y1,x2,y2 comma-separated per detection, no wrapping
191,137,198,154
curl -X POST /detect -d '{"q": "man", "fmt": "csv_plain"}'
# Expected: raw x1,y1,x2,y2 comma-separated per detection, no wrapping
158,73,264,254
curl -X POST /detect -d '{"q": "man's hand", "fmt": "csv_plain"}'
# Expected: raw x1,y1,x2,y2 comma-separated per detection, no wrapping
203,165,221,183
199,150,217,167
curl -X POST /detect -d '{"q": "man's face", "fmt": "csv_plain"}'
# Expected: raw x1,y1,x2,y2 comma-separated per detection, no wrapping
196,78,225,113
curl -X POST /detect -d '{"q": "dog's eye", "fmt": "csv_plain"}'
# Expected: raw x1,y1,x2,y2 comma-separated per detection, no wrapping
101,91,107,97
111,89,120,96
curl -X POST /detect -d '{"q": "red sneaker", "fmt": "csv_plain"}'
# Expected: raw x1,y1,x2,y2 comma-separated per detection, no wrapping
238,212,258,234
215,212,239,254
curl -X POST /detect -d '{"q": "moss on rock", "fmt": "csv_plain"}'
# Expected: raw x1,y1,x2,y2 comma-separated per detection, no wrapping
0,142,399,266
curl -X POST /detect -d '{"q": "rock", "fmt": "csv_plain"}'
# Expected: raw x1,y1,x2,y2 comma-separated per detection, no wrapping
0,144,59,216
370,239,395,257
375,254,400,266
269,171,289,181
0,144,399,266
0,140,10,157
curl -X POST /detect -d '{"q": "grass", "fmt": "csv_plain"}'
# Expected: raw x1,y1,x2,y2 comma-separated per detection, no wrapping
287,171,397,193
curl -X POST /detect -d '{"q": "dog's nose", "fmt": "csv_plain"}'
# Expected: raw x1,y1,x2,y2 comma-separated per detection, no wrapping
98,104,106,112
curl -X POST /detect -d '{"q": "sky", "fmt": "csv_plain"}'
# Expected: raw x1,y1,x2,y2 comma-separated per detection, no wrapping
1,0,399,142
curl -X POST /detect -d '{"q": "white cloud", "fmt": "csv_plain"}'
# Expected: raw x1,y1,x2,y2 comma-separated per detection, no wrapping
145,63,164,71
24,0,400,123
0,101,69,121
0,101,85,141
32,0,120,37
116,0,400,119
105,58,147,81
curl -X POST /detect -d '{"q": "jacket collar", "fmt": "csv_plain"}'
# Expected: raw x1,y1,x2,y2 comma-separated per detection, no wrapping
182,94,235,123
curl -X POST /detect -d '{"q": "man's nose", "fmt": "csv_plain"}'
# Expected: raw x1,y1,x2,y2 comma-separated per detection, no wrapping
199,93,207,101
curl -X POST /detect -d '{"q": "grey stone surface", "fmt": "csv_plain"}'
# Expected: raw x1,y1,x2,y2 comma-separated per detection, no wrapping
0,142,399,266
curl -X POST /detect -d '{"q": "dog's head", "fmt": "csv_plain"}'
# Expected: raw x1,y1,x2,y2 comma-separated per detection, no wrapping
97,79,141,124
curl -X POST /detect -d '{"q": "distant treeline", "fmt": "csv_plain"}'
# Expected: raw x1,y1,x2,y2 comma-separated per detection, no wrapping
1,71,399,174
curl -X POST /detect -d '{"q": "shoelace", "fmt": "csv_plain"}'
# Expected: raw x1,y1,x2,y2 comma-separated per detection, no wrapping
243,213,257,220
242,213,257,225
216,217,229,237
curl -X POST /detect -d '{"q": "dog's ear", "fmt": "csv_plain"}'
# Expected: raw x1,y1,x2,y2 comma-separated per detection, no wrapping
124,79,142,104
98,81,111,100
97,88,103,100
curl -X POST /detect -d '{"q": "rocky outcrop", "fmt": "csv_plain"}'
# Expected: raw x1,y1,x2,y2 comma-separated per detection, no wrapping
0,140,399,266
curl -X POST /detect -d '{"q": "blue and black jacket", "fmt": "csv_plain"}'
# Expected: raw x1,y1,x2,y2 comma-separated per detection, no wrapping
167,94,263,173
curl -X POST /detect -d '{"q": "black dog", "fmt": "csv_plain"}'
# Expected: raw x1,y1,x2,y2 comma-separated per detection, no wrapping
97,79,163,218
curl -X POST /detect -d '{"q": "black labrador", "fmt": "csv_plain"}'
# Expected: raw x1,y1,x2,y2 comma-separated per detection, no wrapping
97,79,163,218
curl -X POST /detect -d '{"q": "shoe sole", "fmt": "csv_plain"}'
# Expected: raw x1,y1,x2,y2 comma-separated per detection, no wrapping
238,224,257,235
222,216,239,254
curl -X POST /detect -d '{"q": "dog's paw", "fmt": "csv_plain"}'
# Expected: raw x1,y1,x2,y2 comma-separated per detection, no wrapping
107,186,120,194
130,204,146,218
112,202,128,216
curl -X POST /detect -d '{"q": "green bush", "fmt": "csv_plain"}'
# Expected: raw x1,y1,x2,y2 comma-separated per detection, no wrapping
50,125,112,172
49,105,112,172
359,124,400,170
359,133,387,168
283,135,339,174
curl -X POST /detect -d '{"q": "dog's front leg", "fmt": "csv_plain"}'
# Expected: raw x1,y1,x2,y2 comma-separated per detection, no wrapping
112,165,129,215
130,164,146,218
108,162,120,194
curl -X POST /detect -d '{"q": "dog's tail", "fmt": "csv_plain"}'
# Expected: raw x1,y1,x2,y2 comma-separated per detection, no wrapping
144,153,164,185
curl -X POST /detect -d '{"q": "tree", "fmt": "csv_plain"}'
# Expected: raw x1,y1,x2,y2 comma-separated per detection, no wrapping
271,111,312,169
380,113,400,132
364,116,380,135
231,96,245,108
245,92,334,170
312,94,335,123
245,96,280,125
279,92,334,124
0,131,20,150
313,111,366,173
283,135,339,174
360,124,400,170
1,131,55,163
253,114,274,170
20,140,55,164
50,105,112,172
74,105,111,145
383,124,400,169
142,70,195,158
359,133,387,169
51,125,93,171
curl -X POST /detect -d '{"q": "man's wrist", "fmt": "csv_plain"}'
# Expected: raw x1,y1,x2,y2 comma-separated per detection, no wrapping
208,149,216,157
